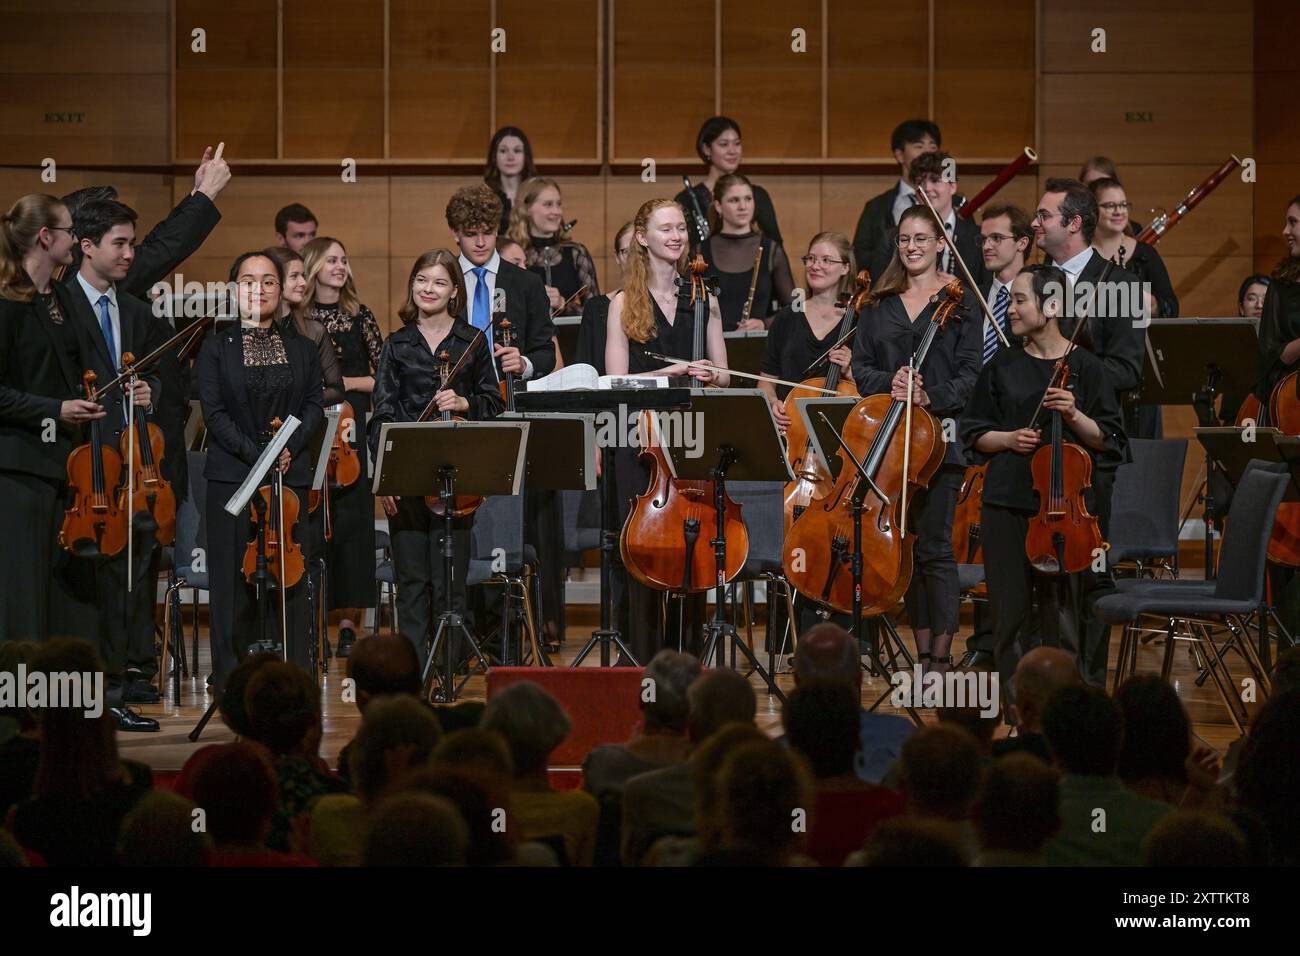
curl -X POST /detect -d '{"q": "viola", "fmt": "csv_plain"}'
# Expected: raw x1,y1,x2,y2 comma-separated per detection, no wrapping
1024,362,1105,575
497,312,517,411
782,270,871,537
422,346,486,518
783,280,964,615
621,253,749,593
117,352,176,546
61,369,128,557
951,462,987,565
242,418,305,588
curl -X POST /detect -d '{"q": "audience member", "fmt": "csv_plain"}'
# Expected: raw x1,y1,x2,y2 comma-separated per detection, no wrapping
621,669,757,865
783,682,904,866
481,681,599,865
434,727,515,780
1116,675,1219,806
938,701,999,758
403,766,519,866
993,647,1080,762
849,817,969,867
1041,685,1171,865
1142,810,1247,867
117,791,213,867
702,739,813,867
1234,689,1300,865
363,793,468,866
0,641,40,819
973,754,1060,865
336,633,422,785
897,725,983,858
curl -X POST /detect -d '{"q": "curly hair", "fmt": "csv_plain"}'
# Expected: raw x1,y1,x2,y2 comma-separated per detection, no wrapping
446,184,504,235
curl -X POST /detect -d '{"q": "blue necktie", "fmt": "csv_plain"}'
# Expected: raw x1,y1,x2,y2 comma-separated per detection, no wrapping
983,285,1009,366
471,266,493,351
97,294,117,367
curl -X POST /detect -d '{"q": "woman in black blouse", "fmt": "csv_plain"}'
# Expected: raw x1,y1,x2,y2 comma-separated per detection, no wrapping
198,251,324,688
508,177,599,318
960,264,1127,696
299,237,382,650
849,205,982,674
370,249,503,668
703,174,795,331
759,231,855,428
676,116,782,246
485,126,539,236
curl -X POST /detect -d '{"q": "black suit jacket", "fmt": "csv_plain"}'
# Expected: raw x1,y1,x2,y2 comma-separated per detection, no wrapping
124,192,222,299
196,323,324,486
0,284,89,481
63,279,162,445
1063,250,1146,395
945,216,990,289
495,259,557,380
852,184,903,282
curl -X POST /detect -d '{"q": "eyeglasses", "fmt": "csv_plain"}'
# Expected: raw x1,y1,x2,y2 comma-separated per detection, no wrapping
896,234,937,247
49,225,76,237
237,278,281,291
1098,201,1131,213
980,234,1015,246
801,255,848,267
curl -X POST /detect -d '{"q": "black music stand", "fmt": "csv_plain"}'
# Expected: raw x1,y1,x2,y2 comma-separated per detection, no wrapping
497,412,596,664
373,420,528,701
662,389,791,699
1141,319,1259,575
515,387,693,667
552,316,580,367
722,329,768,377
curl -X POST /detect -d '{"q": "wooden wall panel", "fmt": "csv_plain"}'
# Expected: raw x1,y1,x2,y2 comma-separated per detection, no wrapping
826,0,928,160
720,0,821,159
389,177,465,258
1041,0,1252,73
611,0,714,161
0,74,171,165
175,0,277,69
0,0,169,72
1253,163,1300,273
282,0,384,68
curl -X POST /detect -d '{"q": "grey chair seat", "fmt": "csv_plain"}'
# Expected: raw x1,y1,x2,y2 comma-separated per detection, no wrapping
958,564,985,590
741,555,783,577
1094,590,1260,624
376,561,394,585
376,529,391,550
467,544,538,586
1114,578,1214,596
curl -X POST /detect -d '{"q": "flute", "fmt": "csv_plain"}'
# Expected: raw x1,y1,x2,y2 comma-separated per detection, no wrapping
739,245,763,325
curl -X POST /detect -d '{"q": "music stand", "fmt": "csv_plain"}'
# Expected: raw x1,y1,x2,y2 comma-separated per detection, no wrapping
661,389,791,699
722,329,768,377
497,412,596,664
552,316,580,367
373,420,527,701
304,409,340,681
515,388,693,667
1142,319,1259,576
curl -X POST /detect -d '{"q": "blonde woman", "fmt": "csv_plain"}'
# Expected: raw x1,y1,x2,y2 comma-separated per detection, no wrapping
507,177,599,317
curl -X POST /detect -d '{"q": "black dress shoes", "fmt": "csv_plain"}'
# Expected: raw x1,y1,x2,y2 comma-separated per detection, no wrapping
111,707,160,732
336,626,356,659
123,680,161,704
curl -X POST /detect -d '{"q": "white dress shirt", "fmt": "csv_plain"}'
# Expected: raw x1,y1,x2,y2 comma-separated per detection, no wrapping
76,271,121,369
1057,246,1094,284
458,249,534,380
890,178,918,226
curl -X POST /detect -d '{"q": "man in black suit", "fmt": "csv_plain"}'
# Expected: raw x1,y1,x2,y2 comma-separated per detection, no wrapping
61,200,163,731
909,151,989,290
852,119,941,281
1033,177,1142,690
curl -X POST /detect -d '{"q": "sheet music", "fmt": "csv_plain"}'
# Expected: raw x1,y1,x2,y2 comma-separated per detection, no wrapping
225,415,301,515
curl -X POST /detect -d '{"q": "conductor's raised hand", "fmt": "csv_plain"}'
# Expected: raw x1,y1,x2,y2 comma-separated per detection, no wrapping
195,141,231,202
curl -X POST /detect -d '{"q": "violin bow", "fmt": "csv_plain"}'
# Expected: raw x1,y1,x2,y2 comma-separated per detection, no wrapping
644,353,841,395
797,323,859,379
415,323,491,422
93,312,217,401
914,185,1009,348
550,284,589,319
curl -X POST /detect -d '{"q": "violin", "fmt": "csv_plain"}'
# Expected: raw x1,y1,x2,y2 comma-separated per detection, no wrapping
117,351,176,546
497,311,517,410
1262,373,1300,565
61,369,128,557
783,280,964,615
1024,361,1105,575
422,347,486,518
308,399,360,518
242,418,305,588
620,253,749,593
782,270,871,537
951,462,987,566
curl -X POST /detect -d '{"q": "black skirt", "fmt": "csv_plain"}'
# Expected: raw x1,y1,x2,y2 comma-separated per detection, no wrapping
327,388,376,610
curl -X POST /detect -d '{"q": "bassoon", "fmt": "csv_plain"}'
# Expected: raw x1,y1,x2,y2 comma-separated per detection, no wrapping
1136,155,1241,245
958,147,1038,221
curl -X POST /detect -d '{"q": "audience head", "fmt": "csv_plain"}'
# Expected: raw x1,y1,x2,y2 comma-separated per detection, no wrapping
1035,177,1098,258
30,638,118,800
1142,810,1247,867
446,184,503,265
363,793,468,866
345,633,422,713
274,202,318,252
0,641,39,734
714,739,813,865
938,699,999,756
485,126,538,192
190,742,279,847
1011,646,1080,733
898,725,984,821
1270,644,1300,694
219,651,281,738
690,723,768,852
686,669,757,744
244,661,321,757
641,650,702,734
890,119,941,179
117,791,213,867
1115,675,1190,787
481,682,571,778
792,622,862,690
349,695,444,804
1042,684,1123,776
1,194,75,301
974,754,1060,856
1235,689,1300,864
0,829,26,867
782,681,860,780
403,766,515,866
433,728,514,780
857,817,967,866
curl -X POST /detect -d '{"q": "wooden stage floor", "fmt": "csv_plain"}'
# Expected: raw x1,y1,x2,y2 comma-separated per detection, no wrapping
119,599,1256,773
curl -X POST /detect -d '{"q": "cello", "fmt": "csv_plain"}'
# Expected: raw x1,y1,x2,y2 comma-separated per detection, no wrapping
621,254,749,593
61,369,128,557
782,270,871,535
783,280,964,615
117,352,176,546
1263,373,1300,565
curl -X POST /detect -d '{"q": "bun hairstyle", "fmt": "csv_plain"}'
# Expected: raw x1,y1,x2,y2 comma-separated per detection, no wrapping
0,194,68,303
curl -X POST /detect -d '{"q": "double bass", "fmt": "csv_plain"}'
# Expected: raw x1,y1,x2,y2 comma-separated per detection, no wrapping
621,254,749,593
782,270,872,536
783,280,964,614
61,370,128,557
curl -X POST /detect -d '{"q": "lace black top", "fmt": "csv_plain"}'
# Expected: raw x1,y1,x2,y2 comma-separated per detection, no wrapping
525,236,600,316
241,324,294,442
702,232,795,330
306,301,383,378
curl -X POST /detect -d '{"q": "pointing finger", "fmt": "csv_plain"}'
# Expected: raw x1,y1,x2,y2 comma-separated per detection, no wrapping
212,141,225,161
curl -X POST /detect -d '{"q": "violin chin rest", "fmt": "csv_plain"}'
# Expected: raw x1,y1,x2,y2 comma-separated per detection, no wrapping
71,539,102,559
132,511,159,535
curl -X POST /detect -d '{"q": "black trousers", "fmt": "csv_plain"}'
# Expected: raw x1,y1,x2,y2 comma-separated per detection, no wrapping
389,495,472,670
0,471,63,643
205,479,311,688
902,464,963,637
1078,468,1117,688
526,488,566,642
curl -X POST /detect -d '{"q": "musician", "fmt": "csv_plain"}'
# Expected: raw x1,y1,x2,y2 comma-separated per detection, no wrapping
299,237,381,652
0,194,103,644
675,116,782,245
978,203,1033,364
909,151,989,290
59,200,163,722
197,251,323,689
574,222,634,374
274,203,318,253
960,264,1127,700
485,126,539,235
1078,156,1144,236
1240,274,1271,320
371,250,503,668
849,205,982,673
507,177,599,317
606,198,730,662
702,174,795,331
852,119,941,281
759,231,854,425
1089,178,1177,319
